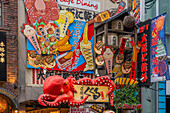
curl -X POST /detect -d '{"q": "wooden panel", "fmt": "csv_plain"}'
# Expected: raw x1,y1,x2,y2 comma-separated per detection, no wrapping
74,85,109,102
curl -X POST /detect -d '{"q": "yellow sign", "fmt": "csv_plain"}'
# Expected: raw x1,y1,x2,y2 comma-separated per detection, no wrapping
74,85,109,102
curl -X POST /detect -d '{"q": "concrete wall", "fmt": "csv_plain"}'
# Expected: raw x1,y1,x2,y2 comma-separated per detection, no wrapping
141,84,157,113
18,0,44,103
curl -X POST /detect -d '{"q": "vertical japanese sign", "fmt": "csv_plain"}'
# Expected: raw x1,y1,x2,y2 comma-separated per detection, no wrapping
0,32,6,81
137,20,151,85
150,13,170,82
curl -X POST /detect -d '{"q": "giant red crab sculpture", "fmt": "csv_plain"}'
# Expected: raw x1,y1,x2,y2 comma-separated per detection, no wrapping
38,75,116,107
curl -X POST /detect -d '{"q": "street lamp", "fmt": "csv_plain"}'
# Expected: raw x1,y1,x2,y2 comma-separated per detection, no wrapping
14,109,18,113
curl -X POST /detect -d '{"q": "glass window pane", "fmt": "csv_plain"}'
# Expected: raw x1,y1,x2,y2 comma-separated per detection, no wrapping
159,0,169,33
145,1,156,20
0,8,1,16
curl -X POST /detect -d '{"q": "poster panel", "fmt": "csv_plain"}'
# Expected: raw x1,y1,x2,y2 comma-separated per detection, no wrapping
150,13,170,82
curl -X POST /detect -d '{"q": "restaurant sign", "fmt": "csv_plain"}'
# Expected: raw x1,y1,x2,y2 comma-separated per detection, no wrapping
74,85,109,102
58,0,101,12
0,32,6,82
137,19,151,86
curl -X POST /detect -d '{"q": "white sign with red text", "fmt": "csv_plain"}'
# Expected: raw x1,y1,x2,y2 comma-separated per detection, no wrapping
25,69,94,87
58,0,101,12
70,104,105,113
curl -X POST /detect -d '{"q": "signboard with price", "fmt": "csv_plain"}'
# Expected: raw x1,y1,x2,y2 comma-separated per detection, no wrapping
74,85,109,102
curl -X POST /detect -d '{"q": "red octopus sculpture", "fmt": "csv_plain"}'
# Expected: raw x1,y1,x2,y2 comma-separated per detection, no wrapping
38,75,116,107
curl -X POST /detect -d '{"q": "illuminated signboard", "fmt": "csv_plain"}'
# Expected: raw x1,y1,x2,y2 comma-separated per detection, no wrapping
0,32,6,81
137,20,151,86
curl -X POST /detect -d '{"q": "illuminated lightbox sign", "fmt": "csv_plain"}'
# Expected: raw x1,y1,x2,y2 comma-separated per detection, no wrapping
58,0,101,12
0,32,6,81
137,19,151,86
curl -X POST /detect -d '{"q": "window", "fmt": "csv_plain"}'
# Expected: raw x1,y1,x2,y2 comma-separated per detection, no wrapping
0,1,2,26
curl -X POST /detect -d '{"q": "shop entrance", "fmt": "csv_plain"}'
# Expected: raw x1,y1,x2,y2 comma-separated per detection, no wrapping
0,94,17,113
166,95,170,112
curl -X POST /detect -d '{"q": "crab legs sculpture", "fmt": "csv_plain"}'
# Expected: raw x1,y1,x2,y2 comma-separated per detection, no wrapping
38,75,116,107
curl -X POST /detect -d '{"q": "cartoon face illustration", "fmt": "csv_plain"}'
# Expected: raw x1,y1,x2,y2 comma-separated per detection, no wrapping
24,25,35,36
116,54,124,64
102,46,115,59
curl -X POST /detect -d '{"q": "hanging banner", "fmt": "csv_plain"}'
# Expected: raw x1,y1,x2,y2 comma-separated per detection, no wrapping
150,13,170,82
137,19,151,86
57,0,101,12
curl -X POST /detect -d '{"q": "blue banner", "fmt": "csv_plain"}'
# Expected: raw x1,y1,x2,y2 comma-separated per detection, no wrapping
150,13,170,82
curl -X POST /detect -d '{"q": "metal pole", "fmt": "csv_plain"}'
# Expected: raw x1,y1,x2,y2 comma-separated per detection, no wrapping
140,0,145,21
140,1,145,113
156,1,159,113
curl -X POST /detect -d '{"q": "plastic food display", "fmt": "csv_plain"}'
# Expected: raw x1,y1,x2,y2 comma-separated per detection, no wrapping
80,23,94,71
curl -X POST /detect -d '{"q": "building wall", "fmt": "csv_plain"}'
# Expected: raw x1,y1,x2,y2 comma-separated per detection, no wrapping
1,0,18,83
0,0,18,111
18,0,26,104
0,0,18,97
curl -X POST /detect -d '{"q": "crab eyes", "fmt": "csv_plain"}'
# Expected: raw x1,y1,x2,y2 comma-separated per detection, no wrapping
64,81,68,85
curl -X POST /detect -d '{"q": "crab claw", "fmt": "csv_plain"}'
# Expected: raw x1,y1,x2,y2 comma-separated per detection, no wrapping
38,94,58,106
109,93,115,106
67,76,77,93
68,95,89,107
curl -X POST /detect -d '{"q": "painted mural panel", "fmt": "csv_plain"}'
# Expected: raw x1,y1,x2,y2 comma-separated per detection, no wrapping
22,0,94,73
